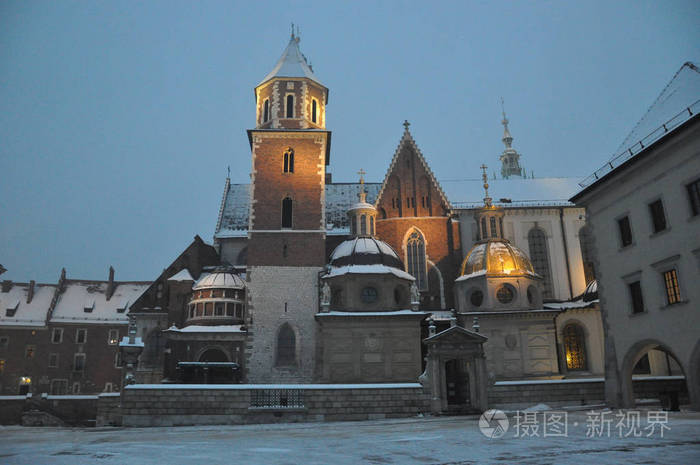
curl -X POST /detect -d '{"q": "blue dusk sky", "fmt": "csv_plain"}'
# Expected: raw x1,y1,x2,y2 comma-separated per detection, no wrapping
1,1,698,283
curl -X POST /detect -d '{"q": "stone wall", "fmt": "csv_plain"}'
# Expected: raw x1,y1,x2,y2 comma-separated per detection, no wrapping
121,384,430,427
0,394,101,425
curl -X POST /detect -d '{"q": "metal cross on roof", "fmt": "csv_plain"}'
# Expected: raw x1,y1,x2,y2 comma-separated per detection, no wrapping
403,120,410,130
357,168,366,184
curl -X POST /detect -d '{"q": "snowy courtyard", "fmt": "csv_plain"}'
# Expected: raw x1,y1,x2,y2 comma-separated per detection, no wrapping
1,409,699,464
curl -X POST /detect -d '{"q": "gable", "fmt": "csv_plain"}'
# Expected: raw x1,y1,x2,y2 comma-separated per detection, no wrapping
424,325,488,344
376,128,452,219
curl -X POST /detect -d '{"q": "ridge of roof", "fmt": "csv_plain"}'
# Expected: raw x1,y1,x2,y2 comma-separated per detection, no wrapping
257,36,324,88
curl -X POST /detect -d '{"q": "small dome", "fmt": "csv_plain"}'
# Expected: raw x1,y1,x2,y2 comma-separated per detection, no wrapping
460,239,536,277
329,237,404,269
193,270,245,290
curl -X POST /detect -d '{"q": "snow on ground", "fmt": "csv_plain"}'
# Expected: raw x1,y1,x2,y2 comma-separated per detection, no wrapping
0,409,699,464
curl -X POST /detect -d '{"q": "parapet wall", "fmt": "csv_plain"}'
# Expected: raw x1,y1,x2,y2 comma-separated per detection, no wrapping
121,383,430,427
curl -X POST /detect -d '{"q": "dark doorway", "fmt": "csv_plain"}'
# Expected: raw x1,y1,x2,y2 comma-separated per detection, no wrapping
445,359,470,407
199,349,228,363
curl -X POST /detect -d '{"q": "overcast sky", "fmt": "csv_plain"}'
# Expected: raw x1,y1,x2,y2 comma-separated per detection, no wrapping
1,0,698,283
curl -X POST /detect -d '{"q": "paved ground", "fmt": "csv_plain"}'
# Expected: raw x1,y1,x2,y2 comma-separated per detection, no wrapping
1,409,699,464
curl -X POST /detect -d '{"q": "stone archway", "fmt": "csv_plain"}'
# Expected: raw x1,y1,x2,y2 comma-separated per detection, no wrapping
199,348,229,362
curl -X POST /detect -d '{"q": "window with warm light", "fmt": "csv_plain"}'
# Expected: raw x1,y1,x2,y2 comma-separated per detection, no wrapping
406,230,427,291
25,345,35,359
662,269,681,305
108,329,119,345
563,324,586,371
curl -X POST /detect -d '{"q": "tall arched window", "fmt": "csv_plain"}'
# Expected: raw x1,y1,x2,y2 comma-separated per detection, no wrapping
528,227,553,298
563,324,587,371
281,197,293,229
311,99,318,123
579,226,595,285
276,323,296,366
286,95,294,118
370,216,375,235
283,148,294,173
263,99,270,123
406,230,427,290
360,215,367,235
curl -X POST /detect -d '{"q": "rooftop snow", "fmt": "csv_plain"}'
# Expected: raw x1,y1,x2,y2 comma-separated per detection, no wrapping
51,281,149,324
324,264,415,280
166,325,245,333
258,36,324,88
0,283,55,327
317,310,426,317
168,268,194,282
442,177,583,208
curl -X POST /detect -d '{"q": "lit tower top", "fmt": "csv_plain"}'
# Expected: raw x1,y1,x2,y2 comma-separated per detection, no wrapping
347,169,377,237
254,26,328,130
498,99,523,179
474,164,505,241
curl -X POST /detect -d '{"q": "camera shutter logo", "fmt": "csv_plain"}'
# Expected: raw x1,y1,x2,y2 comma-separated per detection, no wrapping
479,409,509,438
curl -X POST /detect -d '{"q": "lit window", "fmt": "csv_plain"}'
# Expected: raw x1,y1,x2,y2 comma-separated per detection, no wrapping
73,353,86,372
75,329,87,344
617,216,633,247
0,359,4,374
281,197,293,228
687,178,700,216
528,228,553,298
663,269,681,305
49,353,59,368
563,324,586,371
108,329,119,345
648,199,667,233
406,230,427,291
628,281,644,314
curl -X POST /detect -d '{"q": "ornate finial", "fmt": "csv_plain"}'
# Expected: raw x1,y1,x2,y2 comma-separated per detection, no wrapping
480,164,492,208
357,168,366,185
403,120,410,131
357,168,367,203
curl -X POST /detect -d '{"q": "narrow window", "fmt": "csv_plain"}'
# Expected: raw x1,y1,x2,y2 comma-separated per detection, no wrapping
281,197,293,228
226,302,234,316
687,178,700,216
196,303,203,316
73,353,86,372
480,218,487,240
276,323,296,366
0,359,5,374
108,329,119,345
215,302,225,316
579,226,596,284
51,328,63,344
663,269,681,305
286,94,294,118
311,99,317,123
283,148,294,173
563,324,586,371
263,99,270,122
406,230,427,290
628,281,644,314
370,216,375,235
617,216,633,247
490,217,497,238
648,199,667,233
391,198,395,209
360,215,367,235
528,228,553,298
76,329,87,344
351,215,357,235
49,353,59,368
204,302,213,316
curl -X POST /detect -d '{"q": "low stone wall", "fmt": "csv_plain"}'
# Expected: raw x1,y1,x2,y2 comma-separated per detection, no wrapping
96,393,122,426
489,376,688,409
0,394,100,426
121,383,430,427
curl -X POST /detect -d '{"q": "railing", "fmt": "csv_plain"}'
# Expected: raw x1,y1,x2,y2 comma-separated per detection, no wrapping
250,389,304,409
579,101,699,189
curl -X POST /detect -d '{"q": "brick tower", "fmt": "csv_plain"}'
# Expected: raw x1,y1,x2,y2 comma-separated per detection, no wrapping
244,32,330,382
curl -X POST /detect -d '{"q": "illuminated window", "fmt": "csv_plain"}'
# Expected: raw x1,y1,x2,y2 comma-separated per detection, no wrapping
406,230,427,290
276,323,296,366
617,216,633,247
51,328,63,344
49,353,59,368
75,328,87,344
648,199,667,233
283,148,294,173
281,197,293,228
108,329,119,345
663,269,681,305
528,228,553,298
286,94,294,118
0,359,5,374
563,324,586,371
687,178,700,216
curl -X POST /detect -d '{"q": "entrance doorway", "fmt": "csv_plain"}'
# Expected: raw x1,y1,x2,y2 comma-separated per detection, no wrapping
445,359,470,407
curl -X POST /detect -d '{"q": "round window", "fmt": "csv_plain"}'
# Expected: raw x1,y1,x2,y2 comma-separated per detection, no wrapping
361,287,378,303
470,289,484,307
496,285,515,304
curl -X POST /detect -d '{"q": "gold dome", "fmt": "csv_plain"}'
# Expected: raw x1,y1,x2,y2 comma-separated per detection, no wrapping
460,239,536,277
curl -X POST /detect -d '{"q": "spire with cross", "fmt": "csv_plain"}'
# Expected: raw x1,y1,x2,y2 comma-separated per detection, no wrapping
481,164,492,208
403,120,410,131
357,168,367,203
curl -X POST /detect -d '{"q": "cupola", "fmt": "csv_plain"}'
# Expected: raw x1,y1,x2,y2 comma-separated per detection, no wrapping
347,169,377,237
186,268,246,325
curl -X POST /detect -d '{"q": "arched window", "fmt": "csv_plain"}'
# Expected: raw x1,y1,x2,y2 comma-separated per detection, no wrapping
311,99,318,123
480,218,487,240
563,324,587,371
283,148,294,173
528,227,553,298
263,99,270,123
276,323,296,366
286,94,294,118
579,226,595,285
370,216,375,235
490,217,497,238
281,197,293,229
360,215,367,235
406,230,427,290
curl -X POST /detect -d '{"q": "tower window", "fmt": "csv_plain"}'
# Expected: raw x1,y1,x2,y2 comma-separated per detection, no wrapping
360,215,367,235
283,148,294,173
263,99,270,123
311,99,318,123
528,227,553,298
370,216,374,235
281,197,293,228
406,230,427,290
286,94,294,118
490,217,497,238
276,323,296,366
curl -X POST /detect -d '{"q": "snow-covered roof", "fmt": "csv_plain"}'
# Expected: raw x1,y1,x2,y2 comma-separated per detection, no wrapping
0,283,55,327
193,271,245,290
442,177,583,208
324,264,415,281
316,310,426,317
577,62,700,191
167,268,194,282
51,281,149,325
543,299,598,310
214,182,382,239
258,35,324,88
166,325,245,333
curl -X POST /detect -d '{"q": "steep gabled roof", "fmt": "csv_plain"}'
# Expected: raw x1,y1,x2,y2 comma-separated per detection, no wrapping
257,35,325,89
375,125,453,213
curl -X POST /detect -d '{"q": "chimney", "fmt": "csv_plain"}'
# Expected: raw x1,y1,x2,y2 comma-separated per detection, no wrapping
1,280,12,293
106,266,115,301
27,280,35,304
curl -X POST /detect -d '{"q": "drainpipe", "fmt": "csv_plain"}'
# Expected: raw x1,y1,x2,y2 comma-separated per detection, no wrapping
559,207,573,300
